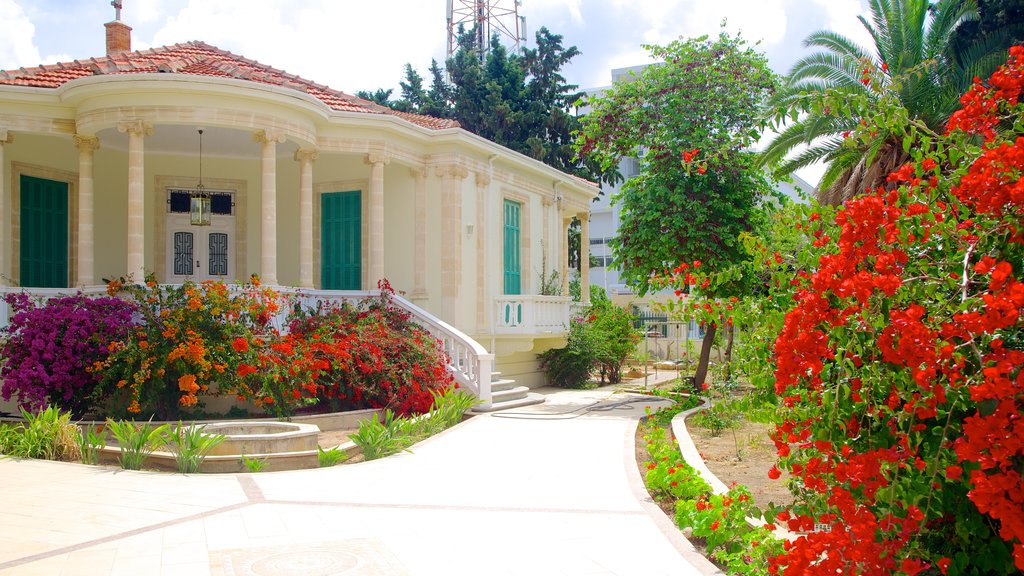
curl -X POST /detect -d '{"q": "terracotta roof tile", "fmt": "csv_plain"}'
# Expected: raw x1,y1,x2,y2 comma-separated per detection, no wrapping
0,41,459,130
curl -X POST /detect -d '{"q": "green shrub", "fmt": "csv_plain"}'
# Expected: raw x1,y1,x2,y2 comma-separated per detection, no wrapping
0,407,81,461
105,418,169,470
350,388,477,460
167,423,226,474
317,445,347,467
78,424,106,465
538,317,600,388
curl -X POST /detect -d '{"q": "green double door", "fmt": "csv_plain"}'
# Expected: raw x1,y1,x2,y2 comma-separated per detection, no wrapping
20,175,68,288
321,191,362,290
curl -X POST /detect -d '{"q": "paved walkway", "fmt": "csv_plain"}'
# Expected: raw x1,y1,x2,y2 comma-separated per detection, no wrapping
0,385,717,576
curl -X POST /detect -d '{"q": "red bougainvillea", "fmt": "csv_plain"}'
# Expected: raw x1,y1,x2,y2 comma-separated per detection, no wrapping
767,47,1024,574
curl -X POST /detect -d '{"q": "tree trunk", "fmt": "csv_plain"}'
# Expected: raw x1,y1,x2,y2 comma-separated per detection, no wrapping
692,322,717,392
724,323,735,379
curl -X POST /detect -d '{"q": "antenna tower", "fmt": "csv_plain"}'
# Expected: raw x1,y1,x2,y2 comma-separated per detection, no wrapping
446,0,526,60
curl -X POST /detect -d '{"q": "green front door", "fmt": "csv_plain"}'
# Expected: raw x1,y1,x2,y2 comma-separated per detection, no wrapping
503,199,521,295
321,191,361,290
20,175,68,288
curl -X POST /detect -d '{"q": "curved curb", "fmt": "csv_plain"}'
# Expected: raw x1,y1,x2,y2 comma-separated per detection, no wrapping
672,401,798,539
626,395,726,576
671,398,731,495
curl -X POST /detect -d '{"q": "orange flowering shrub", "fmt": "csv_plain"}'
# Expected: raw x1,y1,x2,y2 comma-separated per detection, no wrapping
96,275,282,418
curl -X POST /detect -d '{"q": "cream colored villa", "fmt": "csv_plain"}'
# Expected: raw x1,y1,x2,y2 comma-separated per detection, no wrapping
0,17,597,409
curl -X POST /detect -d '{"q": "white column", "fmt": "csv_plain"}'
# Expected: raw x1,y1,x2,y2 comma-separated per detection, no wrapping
0,130,11,286
295,148,318,289
561,215,572,297
410,167,428,305
117,120,153,282
475,171,490,332
74,135,100,286
580,211,591,306
366,152,390,286
254,130,285,285
437,164,468,322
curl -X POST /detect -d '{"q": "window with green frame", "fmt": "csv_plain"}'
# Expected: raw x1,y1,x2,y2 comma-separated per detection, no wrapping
503,199,521,294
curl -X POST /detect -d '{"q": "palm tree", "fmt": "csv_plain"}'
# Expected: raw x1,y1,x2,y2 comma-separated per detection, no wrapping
760,0,1013,205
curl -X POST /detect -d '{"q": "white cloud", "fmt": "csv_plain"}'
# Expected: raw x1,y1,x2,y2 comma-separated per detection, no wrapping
810,0,874,56
133,0,168,24
0,0,42,69
147,0,446,93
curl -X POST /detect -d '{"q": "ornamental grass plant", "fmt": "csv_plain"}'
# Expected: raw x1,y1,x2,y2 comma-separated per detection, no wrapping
0,407,81,461
105,418,169,471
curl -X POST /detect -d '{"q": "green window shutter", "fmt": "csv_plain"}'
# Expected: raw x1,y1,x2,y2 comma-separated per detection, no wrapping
503,199,521,295
20,175,68,288
321,191,361,290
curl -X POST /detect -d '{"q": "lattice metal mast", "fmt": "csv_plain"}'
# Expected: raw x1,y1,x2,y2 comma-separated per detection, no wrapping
446,0,526,60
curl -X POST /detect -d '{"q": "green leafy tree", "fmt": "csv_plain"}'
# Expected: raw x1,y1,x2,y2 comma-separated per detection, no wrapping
575,31,778,387
355,87,394,107
365,26,614,186
951,0,1024,66
759,0,1012,205
393,64,426,113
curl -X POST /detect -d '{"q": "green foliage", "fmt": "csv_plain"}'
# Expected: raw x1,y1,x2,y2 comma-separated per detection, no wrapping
758,0,1011,203
105,418,169,471
538,318,600,389
589,300,641,384
537,245,561,296
354,88,394,106
539,299,640,388
371,27,614,185
240,453,267,473
0,406,81,461
78,423,106,465
691,402,738,437
641,421,782,575
349,388,478,461
167,423,226,474
576,30,778,296
317,445,347,468
349,409,415,461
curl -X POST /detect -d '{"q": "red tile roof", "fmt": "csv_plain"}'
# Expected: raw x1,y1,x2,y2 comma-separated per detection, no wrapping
0,41,460,131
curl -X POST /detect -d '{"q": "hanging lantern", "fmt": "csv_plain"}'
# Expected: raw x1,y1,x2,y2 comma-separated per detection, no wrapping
191,129,211,226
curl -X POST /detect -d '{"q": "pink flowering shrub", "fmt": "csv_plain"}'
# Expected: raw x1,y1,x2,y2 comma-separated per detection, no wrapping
1,293,137,416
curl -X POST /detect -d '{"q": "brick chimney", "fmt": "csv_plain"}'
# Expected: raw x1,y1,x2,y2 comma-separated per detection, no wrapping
105,20,132,55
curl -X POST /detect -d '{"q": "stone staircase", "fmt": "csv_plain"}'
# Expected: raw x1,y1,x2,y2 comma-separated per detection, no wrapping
472,372,544,413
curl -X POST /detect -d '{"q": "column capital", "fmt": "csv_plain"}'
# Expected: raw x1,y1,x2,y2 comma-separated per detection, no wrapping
73,134,101,153
474,171,491,188
294,148,319,163
0,129,12,144
365,152,391,166
409,166,427,180
116,120,153,136
435,164,468,180
577,210,591,220
253,129,286,144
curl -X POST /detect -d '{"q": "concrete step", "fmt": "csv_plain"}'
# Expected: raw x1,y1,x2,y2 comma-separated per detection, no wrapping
471,392,546,413
491,385,530,403
491,378,518,392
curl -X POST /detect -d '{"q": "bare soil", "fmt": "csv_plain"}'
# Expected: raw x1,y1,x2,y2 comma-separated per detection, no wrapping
684,415,792,510
316,428,358,449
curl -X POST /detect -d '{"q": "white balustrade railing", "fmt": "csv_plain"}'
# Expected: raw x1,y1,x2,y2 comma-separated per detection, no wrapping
494,295,570,334
0,285,494,408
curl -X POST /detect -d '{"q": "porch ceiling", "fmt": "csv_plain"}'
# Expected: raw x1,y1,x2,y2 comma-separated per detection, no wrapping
96,124,299,159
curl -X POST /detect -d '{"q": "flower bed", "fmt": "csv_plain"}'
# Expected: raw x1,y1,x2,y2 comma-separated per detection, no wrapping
1,277,454,422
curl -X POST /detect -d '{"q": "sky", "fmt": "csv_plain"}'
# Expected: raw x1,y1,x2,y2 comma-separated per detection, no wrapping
0,0,877,185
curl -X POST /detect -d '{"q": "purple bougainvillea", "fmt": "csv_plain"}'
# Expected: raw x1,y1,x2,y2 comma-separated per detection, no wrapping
1,293,137,415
